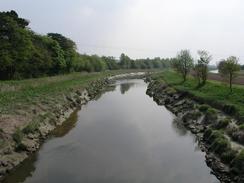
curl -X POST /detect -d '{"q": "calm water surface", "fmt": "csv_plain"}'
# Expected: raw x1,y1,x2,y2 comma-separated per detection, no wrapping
3,79,219,183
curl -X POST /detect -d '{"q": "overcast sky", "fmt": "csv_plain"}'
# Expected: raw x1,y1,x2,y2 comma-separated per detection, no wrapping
1,0,244,64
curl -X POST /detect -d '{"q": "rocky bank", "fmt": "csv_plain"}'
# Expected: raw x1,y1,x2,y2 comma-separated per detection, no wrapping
146,78,244,183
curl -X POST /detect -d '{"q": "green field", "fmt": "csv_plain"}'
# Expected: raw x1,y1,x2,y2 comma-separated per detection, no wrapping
153,70,244,121
0,70,149,115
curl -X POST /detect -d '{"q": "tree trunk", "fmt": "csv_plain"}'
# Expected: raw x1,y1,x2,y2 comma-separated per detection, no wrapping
230,73,232,93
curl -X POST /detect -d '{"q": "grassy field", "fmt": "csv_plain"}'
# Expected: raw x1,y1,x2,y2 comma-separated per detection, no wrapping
0,70,150,115
154,70,244,120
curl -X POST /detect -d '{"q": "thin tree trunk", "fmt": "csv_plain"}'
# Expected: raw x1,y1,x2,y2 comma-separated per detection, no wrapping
230,73,232,93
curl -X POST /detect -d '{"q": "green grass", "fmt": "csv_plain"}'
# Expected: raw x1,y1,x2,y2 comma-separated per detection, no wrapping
154,70,244,119
0,70,150,114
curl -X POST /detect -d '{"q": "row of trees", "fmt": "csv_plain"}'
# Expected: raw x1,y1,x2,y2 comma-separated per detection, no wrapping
172,50,240,92
0,10,170,80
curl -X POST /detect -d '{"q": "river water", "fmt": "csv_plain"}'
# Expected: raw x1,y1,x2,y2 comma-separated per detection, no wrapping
3,79,219,183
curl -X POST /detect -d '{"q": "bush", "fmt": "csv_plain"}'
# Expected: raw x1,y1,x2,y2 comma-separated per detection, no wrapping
239,124,244,130
199,104,209,112
223,104,237,115
204,108,218,124
22,121,39,134
221,149,237,164
210,137,231,155
12,128,24,145
215,118,231,129
203,128,213,140
231,150,244,175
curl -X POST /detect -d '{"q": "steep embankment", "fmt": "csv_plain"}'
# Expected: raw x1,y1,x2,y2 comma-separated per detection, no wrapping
146,74,244,183
0,71,147,180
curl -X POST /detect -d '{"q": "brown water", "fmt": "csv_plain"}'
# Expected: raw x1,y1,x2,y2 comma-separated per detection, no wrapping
3,79,219,183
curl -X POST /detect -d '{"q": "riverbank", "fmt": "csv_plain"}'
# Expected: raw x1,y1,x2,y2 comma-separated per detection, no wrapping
146,72,244,183
0,70,148,180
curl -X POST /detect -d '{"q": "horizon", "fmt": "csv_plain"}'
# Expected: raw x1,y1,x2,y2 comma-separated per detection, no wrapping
1,0,244,64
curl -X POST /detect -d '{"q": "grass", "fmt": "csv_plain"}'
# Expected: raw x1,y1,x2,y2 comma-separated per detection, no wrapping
154,70,244,120
0,70,150,114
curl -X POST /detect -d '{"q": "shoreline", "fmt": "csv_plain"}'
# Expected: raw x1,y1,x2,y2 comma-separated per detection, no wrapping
146,76,244,183
0,72,147,181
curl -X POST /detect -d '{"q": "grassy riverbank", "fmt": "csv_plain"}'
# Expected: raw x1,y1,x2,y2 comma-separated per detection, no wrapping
0,69,151,138
153,70,244,122
148,72,244,181
0,70,148,114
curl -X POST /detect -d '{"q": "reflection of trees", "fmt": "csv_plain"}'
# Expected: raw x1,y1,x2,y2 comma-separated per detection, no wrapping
120,83,134,94
171,118,188,136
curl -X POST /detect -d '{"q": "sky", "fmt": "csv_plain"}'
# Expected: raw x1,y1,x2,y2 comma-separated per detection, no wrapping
1,0,244,64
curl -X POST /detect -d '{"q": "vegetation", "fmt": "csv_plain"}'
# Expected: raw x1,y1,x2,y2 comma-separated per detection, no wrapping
172,50,193,82
194,50,212,86
0,10,170,81
156,70,244,118
218,56,241,92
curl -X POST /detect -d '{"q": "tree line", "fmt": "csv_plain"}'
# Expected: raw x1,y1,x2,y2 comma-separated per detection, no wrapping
0,10,170,80
172,49,241,92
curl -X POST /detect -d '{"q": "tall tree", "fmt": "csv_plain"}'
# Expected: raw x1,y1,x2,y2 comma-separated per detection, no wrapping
119,53,131,69
0,10,33,79
173,50,194,82
218,56,240,92
47,33,77,72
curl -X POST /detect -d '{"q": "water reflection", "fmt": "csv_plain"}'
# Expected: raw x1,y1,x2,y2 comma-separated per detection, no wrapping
120,82,134,94
2,79,219,183
171,118,188,136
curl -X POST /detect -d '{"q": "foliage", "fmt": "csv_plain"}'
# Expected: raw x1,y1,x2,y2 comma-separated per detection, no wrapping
22,120,40,134
157,70,244,118
199,104,209,112
231,150,244,175
0,10,171,81
193,50,212,86
12,128,24,145
215,118,230,129
172,50,194,82
218,56,240,92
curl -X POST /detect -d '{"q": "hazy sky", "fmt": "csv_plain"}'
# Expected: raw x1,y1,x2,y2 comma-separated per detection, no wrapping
1,0,244,64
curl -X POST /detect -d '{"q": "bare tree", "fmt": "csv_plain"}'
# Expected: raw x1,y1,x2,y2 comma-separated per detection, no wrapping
173,50,194,82
218,56,240,92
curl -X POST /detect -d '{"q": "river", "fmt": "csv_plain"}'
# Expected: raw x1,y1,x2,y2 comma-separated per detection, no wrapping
3,79,219,183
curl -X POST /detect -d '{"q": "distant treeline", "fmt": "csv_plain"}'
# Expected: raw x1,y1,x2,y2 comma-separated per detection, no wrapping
0,10,171,80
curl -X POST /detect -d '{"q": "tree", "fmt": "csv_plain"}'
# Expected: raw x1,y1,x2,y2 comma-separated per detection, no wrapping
119,53,131,69
194,50,212,86
0,10,33,79
218,56,240,92
173,50,194,82
47,33,77,72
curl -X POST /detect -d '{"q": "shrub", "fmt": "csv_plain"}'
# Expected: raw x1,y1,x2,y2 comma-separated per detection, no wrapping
199,104,209,112
12,128,24,145
22,121,39,134
204,108,218,124
165,87,176,95
231,150,244,175
215,118,231,129
223,104,237,115
221,149,237,164
210,137,231,155
203,128,213,141
239,124,244,130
